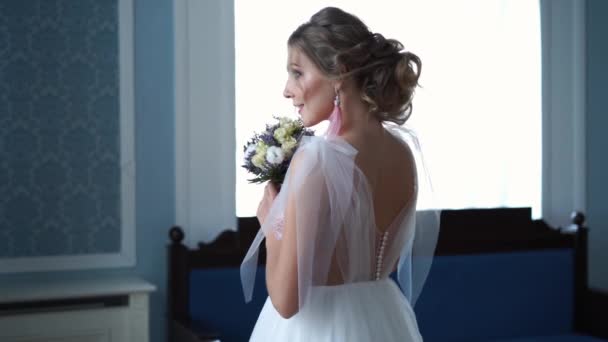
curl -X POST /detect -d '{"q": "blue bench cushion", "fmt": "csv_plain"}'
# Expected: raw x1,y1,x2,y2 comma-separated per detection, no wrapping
186,249,601,342
189,267,268,342
415,249,575,341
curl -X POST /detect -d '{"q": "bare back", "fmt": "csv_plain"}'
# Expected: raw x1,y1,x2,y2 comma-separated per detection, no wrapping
324,127,417,285
347,128,416,234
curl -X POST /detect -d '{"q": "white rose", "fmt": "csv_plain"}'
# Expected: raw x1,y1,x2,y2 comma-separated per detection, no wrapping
266,146,285,165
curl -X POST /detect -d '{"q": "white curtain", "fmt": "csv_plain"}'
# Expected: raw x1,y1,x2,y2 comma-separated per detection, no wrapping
235,0,541,218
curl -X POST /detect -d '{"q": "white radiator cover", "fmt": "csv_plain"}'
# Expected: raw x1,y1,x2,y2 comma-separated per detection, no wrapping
0,276,155,342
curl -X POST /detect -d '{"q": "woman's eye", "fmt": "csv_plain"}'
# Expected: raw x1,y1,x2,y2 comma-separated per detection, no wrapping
292,70,302,78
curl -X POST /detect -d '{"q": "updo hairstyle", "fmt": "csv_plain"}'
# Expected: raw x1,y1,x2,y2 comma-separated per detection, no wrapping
288,7,422,125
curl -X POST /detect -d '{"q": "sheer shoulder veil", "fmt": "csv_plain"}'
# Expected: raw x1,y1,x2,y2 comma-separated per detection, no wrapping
386,124,441,306
240,124,440,308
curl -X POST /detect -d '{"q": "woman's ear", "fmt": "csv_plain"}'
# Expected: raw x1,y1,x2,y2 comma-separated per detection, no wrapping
333,81,343,94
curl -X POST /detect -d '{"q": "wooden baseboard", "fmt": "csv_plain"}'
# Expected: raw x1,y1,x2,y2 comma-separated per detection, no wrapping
584,287,608,339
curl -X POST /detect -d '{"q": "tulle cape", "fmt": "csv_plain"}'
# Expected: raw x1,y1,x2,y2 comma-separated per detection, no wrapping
240,123,440,309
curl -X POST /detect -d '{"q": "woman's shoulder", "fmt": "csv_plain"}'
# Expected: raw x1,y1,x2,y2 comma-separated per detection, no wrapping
286,135,359,188
292,127,415,174
384,124,417,152
291,135,358,168
298,135,358,156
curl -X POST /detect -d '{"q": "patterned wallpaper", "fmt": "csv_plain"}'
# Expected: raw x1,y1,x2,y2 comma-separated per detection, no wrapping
0,0,121,257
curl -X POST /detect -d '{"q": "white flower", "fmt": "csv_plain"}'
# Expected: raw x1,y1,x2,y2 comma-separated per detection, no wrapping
266,146,285,165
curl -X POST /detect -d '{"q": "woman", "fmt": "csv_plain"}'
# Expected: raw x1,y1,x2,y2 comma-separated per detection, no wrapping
240,7,439,341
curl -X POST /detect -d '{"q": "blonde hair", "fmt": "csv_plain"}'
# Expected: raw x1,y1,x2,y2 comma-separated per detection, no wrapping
288,7,421,125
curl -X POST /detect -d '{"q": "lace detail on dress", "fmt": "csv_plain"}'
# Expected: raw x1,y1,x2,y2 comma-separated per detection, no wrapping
375,231,389,280
272,215,285,240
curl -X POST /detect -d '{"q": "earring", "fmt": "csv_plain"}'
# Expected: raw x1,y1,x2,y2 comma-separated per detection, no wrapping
326,91,342,137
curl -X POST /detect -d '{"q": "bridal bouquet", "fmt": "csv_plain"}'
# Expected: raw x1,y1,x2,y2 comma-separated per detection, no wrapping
242,116,314,186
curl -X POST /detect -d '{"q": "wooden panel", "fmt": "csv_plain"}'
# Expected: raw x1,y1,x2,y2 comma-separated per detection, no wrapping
0,278,153,342
584,288,608,339
8,333,109,342
0,308,127,342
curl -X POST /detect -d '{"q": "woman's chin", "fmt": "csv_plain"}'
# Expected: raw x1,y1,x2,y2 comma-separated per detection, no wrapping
300,116,311,127
301,116,324,128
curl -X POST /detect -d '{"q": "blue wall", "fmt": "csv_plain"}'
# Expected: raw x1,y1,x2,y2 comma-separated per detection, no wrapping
0,0,122,257
586,0,608,292
0,1,174,342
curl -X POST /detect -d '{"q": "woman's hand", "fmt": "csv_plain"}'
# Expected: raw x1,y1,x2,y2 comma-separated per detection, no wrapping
256,182,279,226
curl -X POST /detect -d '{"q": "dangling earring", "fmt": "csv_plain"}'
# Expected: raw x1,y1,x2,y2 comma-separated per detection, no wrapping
327,90,342,137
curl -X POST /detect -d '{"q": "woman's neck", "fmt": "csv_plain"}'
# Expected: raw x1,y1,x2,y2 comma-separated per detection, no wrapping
337,87,385,143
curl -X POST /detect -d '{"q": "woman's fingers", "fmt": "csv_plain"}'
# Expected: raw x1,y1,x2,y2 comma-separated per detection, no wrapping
266,182,278,199
258,184,271,225
258,182,279,226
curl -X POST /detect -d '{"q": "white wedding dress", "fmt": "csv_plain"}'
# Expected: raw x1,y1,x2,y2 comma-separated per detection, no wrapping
241,124,439,342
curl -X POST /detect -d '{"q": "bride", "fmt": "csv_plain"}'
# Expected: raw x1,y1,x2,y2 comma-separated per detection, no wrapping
240,7,439,341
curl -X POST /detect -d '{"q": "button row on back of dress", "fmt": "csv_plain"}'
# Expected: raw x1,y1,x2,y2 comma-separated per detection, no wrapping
375,231,389,280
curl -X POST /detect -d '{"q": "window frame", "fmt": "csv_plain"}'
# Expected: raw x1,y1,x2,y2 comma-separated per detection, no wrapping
174,0,586,244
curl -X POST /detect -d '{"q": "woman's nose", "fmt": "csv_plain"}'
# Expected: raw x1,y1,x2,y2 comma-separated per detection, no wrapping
283,82,293,99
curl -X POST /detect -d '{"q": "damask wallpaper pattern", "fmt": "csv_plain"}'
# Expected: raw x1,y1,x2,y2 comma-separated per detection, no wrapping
0,0,121,257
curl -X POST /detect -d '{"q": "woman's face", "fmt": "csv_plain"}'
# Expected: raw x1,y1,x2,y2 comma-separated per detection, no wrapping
283,47,335,127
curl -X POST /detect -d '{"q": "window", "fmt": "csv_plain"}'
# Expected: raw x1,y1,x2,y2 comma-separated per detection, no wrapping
174,0,585,245
235,1,541,217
